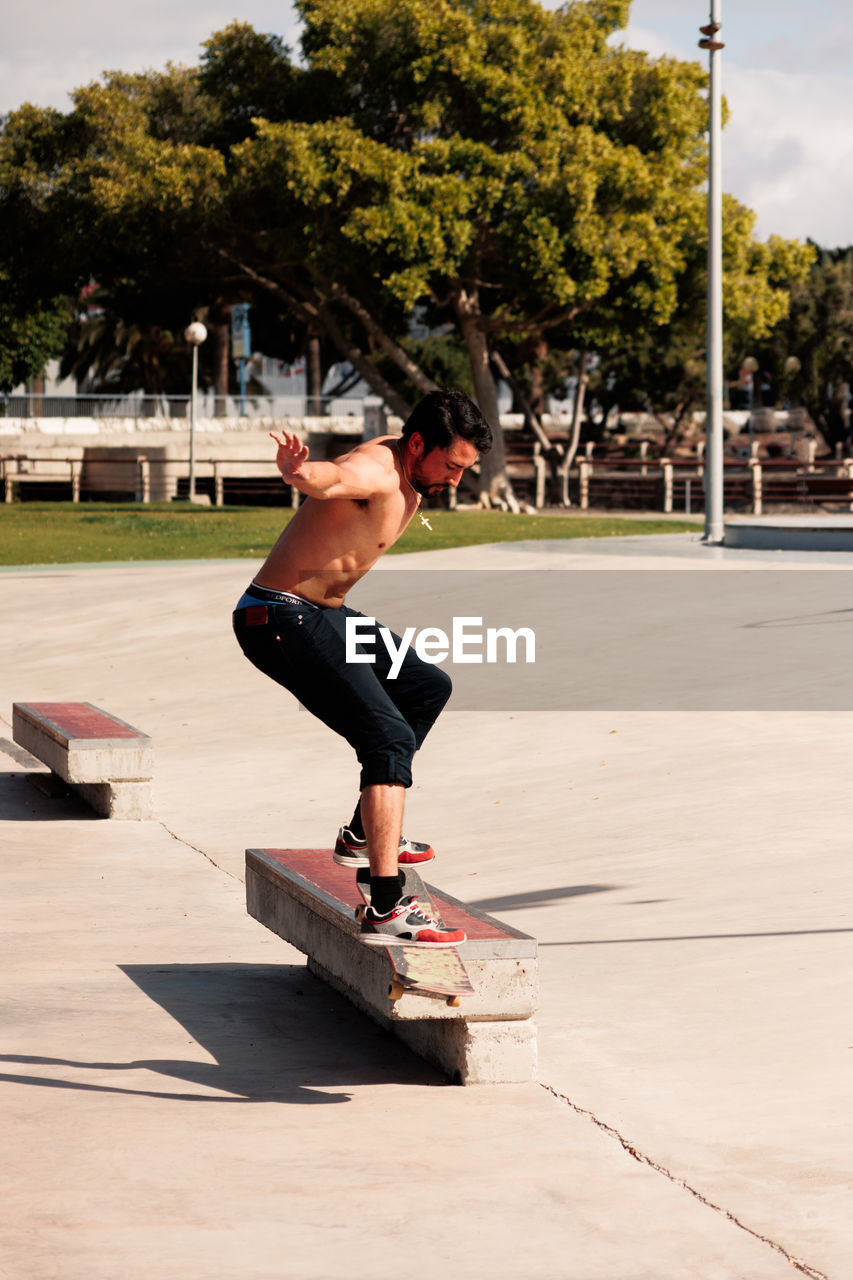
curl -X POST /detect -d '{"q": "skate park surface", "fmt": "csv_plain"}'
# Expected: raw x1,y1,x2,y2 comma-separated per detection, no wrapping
2,530,850,1280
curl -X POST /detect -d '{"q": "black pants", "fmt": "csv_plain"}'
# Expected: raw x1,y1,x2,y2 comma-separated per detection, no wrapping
233,598,452,790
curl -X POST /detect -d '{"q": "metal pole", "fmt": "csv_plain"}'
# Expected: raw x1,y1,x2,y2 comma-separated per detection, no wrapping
189,344,198,502
184,321,206,503
700,3,725,543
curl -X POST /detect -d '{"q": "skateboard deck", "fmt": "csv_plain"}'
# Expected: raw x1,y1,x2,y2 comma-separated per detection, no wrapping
355,866,475,1006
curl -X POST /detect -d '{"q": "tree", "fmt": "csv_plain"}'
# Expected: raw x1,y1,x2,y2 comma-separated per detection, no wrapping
202,0,715,497
0,78,228,393
0,1,813,505
0,43,419,414
197,22,300,151
0,274,69,394
743,245,853,450
584,196,813,451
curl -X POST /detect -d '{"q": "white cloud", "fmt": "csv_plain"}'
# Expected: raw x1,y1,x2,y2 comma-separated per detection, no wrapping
614,21,696,64
723,67,853,246
616,11,853,247
4,0,852,248
1,1,303,114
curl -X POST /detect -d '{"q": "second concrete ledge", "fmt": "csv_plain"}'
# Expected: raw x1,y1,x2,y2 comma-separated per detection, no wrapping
12,701,154,819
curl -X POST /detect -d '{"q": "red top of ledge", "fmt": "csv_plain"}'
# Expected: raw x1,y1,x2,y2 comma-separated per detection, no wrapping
17,702,142,741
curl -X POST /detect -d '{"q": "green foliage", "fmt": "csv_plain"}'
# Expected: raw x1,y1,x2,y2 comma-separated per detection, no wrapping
587,196,814,433
744,244,853,447
372,330,473,399
288,0,709,331
0,67,231,393
198,23,300,150
0,274,71,393
0,0,815,472
231,0,724,487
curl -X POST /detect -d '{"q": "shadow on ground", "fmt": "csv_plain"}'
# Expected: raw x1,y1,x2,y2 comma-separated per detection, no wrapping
0,766,98,822
469,884,617,913
0,964,444,1104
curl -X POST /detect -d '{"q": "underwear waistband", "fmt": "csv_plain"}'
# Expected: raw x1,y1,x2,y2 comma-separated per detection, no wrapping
245,583,320,610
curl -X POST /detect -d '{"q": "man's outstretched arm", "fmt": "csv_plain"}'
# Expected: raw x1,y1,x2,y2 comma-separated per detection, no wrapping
270,430,395,501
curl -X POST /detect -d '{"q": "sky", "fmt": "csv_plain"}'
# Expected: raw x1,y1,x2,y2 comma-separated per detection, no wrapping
3,0,853,249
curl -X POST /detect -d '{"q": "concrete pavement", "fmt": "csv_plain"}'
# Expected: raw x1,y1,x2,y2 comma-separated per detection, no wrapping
1,531,850,1278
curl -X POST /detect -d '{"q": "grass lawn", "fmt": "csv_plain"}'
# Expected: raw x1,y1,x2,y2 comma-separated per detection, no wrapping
0,501,703,567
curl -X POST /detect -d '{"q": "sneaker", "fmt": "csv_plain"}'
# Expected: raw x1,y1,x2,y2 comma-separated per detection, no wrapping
360,896,466,947
332,825,435,867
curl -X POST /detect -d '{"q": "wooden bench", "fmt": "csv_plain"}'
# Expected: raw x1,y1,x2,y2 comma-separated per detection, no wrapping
246,848,538,1084
1,455,83,502
12,701,153,819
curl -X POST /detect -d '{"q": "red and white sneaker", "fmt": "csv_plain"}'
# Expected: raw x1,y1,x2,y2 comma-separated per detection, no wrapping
333,825,435,868
360,896,466,948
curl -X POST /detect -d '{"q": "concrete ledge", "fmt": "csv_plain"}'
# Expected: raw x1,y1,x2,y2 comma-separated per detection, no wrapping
12,701,153,820
307,956,538,1084
725,515,853,551
73,779,154,820
246,848,538,1083
396,1014,539,1086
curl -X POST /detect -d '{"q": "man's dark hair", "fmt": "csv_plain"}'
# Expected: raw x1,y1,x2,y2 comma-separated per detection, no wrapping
401,389,493,455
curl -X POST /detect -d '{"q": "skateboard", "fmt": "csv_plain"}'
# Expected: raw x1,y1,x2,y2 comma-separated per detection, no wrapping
354,866,475,1007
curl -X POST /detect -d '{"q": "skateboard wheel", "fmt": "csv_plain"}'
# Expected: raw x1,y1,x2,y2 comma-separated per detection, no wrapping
447,995,462,1007
354,905,365,921
388,980,405,1001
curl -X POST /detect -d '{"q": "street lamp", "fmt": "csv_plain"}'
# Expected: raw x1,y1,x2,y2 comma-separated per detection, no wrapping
782,354,801,395
742,355,759,448
700,3,725,543
184,321,207,502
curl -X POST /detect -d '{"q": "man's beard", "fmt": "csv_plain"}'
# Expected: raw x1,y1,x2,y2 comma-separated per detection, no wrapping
410,476,446,497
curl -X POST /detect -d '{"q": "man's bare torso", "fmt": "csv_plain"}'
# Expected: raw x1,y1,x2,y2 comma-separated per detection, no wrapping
254,436,419,608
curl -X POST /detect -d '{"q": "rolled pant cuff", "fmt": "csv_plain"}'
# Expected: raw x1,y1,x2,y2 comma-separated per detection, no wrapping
359,760,413,790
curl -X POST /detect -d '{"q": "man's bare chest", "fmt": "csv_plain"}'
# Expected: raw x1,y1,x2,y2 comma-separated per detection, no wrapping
350,492,418,552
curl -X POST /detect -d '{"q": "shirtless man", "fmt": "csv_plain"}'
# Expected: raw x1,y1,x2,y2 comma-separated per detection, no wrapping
233,389,492,947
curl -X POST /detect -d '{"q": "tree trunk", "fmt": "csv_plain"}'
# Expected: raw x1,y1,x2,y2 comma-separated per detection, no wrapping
316,300,412,421
516,334,549,419
453,285,517,508
492,347,564,502
219,252,414,421
306,329,323,414
29,373,45,417
563,348,589,504
326,280,439,397
209,301,231,417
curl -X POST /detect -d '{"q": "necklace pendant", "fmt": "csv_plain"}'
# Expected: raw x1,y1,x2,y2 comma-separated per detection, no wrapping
419,512,432,531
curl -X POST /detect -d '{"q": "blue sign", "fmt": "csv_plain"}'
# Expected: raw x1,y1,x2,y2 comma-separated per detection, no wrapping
231,303,251,359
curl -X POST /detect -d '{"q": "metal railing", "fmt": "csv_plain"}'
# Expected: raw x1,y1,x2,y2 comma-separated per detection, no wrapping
4,449,853,512
567,456,853,515
0,453,295,506
0,392,368,420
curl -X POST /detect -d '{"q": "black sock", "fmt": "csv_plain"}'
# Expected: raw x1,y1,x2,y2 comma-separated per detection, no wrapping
349,802,365,841
370,875,403,915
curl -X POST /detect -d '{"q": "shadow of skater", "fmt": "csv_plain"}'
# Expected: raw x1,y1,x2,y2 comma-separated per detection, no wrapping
0,964,442,1103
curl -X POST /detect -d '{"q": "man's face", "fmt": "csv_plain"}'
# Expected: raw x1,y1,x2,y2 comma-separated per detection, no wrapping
408,434,480,497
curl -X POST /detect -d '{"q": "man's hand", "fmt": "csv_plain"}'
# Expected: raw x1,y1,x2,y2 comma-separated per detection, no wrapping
270,430,309,483
269,430,395,500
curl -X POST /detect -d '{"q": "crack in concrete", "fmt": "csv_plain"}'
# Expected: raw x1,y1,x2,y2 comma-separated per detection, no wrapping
158,822,242,883
148,817,830,1280
539,1082,828,1280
